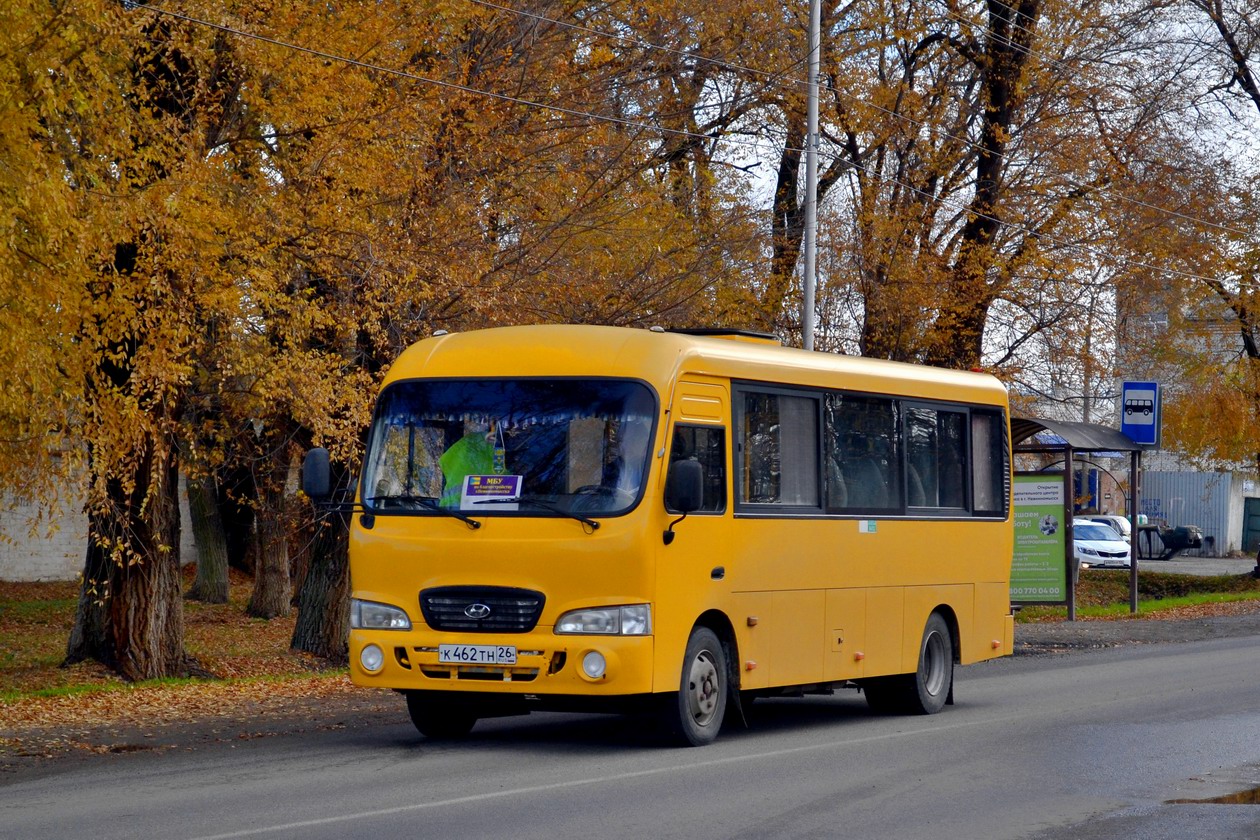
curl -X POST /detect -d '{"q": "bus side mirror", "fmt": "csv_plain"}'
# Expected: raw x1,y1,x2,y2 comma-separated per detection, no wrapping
663,459,704,545
302,447,332,500
666,459,704,513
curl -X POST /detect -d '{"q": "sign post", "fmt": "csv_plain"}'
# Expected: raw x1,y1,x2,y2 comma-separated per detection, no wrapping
1119,381,1159,615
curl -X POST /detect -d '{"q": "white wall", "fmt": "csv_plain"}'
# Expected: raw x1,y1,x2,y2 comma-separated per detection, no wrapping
1,475,197,582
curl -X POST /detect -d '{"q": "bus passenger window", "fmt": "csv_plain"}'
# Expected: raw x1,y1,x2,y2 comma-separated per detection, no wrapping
824,394,900,514
905,406,967,510
740,392,819,507
971,411,1008,516
669,425,726,513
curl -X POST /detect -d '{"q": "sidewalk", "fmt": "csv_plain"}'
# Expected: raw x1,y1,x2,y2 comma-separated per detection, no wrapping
1015,599,1260,655
1143,555,1258,576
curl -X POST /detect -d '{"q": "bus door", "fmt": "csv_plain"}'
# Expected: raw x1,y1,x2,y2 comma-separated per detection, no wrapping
653,378,734,690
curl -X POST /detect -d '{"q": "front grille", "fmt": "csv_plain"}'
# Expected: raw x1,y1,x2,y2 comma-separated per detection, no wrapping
420,586,545,633
419,665,540,682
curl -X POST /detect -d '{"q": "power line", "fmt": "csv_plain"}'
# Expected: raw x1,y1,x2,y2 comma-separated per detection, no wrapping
128,3,787,157
933,0,1257,240
127,2,1241,291
465,0,813,94
460,0,1254,242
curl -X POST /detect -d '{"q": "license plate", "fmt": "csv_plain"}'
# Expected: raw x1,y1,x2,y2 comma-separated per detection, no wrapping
438,644,517,665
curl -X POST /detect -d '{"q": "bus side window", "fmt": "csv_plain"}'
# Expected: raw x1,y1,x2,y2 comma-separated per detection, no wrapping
740,391,819,507
905,406,967,511
669,425,726,513
971,410,1008,516
825,393,900,514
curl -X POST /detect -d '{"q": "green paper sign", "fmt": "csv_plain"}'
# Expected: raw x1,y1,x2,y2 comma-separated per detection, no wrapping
1011,474,1067,603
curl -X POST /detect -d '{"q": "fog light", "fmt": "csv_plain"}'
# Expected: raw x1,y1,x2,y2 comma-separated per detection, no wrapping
360,643,384,673
581,650,607,679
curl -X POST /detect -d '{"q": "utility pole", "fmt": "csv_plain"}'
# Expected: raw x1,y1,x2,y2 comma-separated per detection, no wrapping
802,0,820,351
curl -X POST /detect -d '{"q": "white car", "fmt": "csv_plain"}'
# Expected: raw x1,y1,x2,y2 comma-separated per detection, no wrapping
1073,521,1132,568
1087,514,1132,542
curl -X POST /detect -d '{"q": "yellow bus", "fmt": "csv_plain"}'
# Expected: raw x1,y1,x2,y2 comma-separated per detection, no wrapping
303,324,1014,746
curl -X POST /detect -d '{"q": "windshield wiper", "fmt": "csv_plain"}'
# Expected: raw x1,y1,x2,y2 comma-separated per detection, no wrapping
365,495,481,529
474,497,600,531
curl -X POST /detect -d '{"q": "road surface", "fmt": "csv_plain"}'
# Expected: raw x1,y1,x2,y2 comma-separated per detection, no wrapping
3,632,1258,839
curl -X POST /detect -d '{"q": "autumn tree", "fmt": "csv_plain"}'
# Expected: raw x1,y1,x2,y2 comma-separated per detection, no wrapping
0,3,209,678
1112,0,1260,467
150,0,774,657
21,0,1260,675
1,1,349,676
811,1,1167,370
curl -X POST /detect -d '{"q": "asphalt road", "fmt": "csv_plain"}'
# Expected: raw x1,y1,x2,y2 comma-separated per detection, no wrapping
3,632,1259,840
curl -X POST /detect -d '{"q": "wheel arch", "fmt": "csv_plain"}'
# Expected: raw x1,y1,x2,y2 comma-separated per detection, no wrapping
930,604,962,665
694,609,741,690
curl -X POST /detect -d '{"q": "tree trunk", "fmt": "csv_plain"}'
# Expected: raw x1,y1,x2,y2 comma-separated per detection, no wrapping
246,476,292,619
65,442,194,681
246,424,297,619
185,474,230,603
290,508,351,663
921,0,1042,370
217,460,256,575
765,120,805,333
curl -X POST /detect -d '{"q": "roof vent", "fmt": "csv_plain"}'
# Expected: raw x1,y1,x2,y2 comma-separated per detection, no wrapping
667,327,781,346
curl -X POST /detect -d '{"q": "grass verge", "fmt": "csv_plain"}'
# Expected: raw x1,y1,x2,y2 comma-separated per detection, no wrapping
1015,569,1260,622
0,568,341,704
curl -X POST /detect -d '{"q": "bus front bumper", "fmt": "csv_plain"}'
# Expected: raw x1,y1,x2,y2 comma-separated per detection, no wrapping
349,629,657,696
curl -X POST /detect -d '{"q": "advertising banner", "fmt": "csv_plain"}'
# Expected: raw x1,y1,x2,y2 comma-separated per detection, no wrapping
1011,474,1068,604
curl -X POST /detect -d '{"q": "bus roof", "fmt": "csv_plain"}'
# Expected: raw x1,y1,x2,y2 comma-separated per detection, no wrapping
385,325,1008,405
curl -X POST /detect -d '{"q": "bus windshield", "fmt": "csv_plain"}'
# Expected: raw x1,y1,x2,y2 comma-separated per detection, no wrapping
362,379,657,517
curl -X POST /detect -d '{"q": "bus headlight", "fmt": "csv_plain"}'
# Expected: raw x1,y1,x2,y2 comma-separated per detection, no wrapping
360,644,385,673
350,599,412,630
581,650,607,679
555,605,651,636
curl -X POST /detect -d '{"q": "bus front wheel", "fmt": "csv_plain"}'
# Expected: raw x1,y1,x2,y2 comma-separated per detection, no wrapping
863,612,953,715
662,626,728,747
405,690,478,739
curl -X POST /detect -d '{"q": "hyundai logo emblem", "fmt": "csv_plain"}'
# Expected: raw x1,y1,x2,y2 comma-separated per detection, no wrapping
464,603,492,620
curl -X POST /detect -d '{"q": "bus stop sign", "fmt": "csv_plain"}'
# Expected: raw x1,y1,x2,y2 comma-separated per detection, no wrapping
1120,381,1160,447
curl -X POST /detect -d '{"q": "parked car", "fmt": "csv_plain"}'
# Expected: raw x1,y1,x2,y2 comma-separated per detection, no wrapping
1073,520,1132,568
1087,514,1132,542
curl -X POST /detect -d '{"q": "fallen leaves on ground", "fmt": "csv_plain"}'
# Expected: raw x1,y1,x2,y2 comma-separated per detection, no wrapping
1,673,398,763
1,570,403,766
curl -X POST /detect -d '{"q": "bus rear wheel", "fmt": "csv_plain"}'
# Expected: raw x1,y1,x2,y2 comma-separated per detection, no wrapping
863,612,953,715
661,626,727,747
405,690,478,739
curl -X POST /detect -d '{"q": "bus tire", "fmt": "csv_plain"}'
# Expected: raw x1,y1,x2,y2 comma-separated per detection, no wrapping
908,612,953,714
863,612,953,715
662,626,727,747
405,690,478,739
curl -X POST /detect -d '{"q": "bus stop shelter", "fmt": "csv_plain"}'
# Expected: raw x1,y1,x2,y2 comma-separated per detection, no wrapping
1010,417,1144,619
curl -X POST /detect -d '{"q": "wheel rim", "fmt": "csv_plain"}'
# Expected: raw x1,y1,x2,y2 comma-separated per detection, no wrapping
922,630,948,697
686,648,722,727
